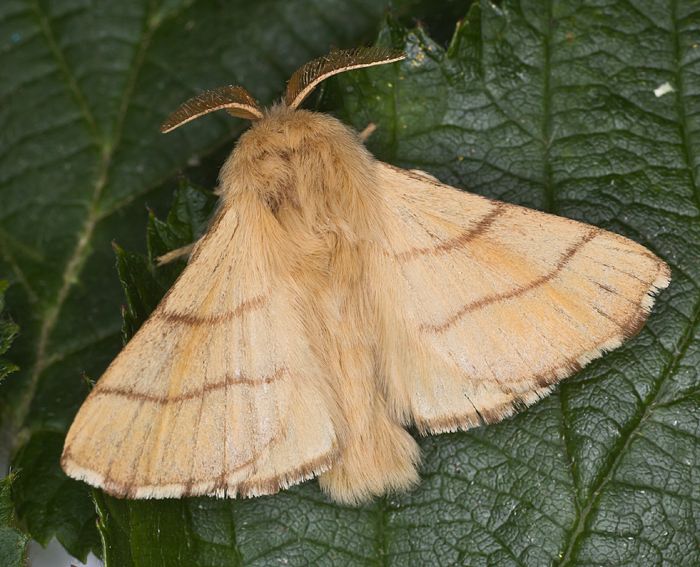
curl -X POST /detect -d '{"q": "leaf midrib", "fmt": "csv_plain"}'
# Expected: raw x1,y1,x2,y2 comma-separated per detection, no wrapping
557,0,700,562
557,300,700,566
401,2,698,564
14,1,159,437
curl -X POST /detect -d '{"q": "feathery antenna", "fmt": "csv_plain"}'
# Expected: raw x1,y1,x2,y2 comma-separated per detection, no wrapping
161,85,263,133
285,47,405,110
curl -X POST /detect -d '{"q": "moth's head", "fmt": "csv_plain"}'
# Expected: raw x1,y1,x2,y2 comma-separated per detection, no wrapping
159,47,405,134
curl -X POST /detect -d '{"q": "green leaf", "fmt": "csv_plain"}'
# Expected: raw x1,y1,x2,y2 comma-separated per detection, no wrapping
0,285,27,567
329,2,700,565
0,281,19,383
97,1,700,564
0,0,398,560
4,1,700,566
108,2,700,565
0,474,30,567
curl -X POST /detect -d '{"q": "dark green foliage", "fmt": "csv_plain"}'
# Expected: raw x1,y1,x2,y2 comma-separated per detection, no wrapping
1,1,698,565
0,284,28,567
0,474,30,567
0,282,18,384
0,0,394,560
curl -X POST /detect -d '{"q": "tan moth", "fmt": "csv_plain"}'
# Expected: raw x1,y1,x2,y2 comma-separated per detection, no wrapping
61,48,671,505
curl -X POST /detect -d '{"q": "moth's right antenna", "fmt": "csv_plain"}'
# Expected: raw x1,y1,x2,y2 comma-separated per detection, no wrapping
161,85,263,133
285,47,405,110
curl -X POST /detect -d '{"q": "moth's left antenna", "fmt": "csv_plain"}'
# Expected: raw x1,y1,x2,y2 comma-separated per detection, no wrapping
161,85,263,133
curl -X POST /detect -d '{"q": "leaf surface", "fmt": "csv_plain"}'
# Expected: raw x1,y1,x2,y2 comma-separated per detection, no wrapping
0,283,27,567
0,475,29,567
0,281,18,384
3,0,700,565
329,3,700,564
0,0,396,559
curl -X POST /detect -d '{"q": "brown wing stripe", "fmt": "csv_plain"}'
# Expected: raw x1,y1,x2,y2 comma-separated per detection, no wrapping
394,203,506,262
157,295,267,325
421,228,601,334
93,367,288,404
416,264,666,434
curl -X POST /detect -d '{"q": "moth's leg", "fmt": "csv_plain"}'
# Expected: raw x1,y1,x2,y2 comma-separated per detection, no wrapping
156,243,195,266
158,210,237,265
358,122,376,143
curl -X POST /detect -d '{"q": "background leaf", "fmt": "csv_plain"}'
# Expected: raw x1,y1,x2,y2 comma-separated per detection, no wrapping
0,474,30,567
2,0,699,565
0,283,27,567
0,0,401,560
0,281,19,384
329,2,700,564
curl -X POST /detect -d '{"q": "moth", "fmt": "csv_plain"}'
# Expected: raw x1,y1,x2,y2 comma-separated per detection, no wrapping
61,47,670,505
